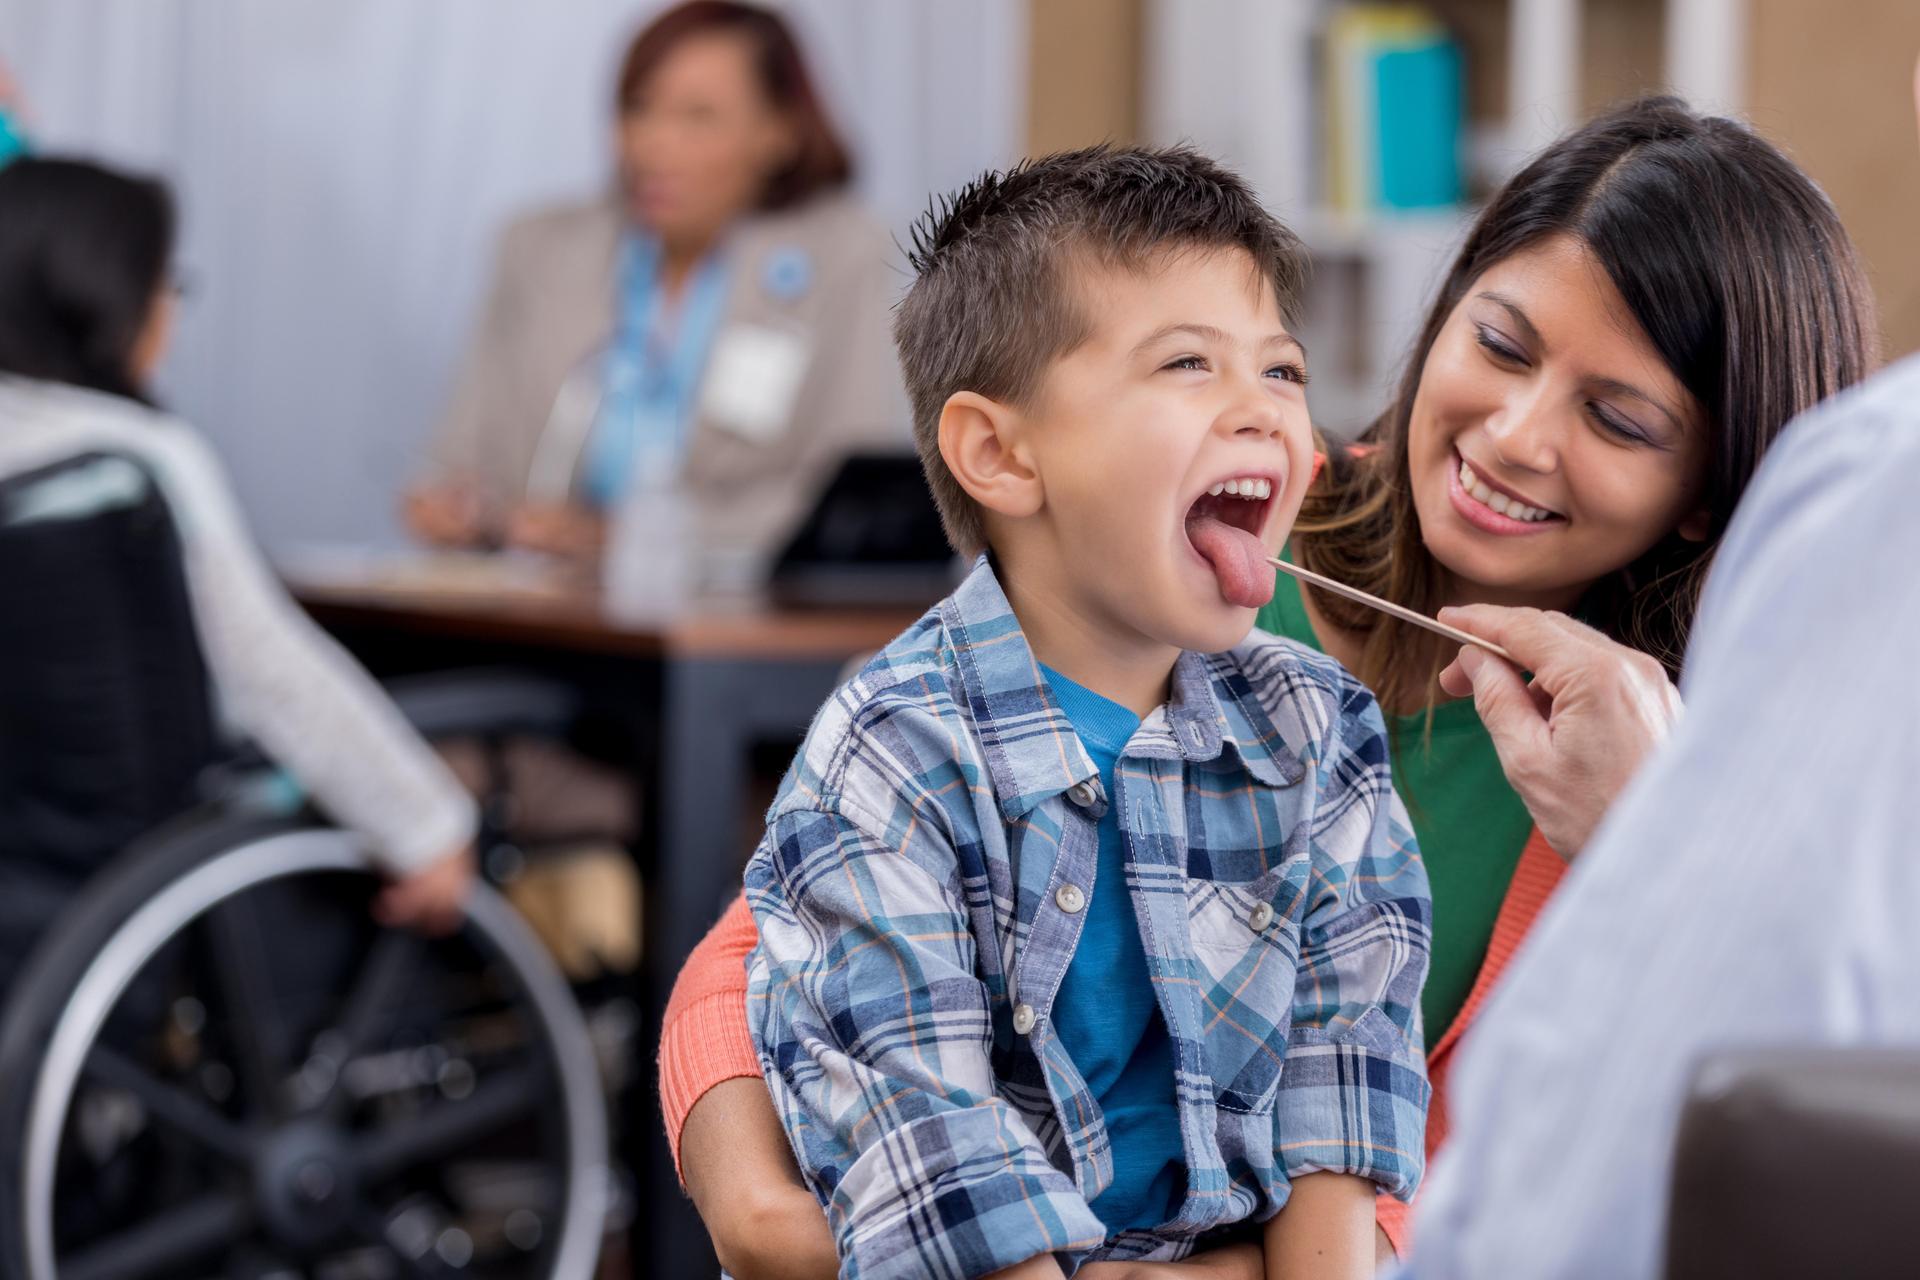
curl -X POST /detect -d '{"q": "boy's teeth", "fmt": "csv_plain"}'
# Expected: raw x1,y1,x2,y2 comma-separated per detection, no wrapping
1209,483,1225,496
1207,477,1272,500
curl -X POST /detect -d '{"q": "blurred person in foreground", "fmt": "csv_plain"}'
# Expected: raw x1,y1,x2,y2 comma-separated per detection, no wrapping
405,0,904,584
0,157,477,977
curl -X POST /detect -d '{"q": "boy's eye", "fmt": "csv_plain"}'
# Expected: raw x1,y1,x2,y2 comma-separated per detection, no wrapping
1265,361,1310,386
1163,355,1208,372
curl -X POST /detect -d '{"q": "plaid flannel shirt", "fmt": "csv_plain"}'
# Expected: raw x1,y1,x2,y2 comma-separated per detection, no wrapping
746,558,1431,1277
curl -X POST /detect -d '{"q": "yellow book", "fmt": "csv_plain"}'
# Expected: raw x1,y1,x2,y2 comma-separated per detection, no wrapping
1325,5,1445,214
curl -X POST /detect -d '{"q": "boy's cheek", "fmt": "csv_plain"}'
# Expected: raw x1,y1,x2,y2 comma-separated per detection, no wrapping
1269,495,1309,552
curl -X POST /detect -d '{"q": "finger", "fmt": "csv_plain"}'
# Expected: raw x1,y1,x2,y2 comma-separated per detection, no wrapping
1438,605,1597,688
1440,603,1612,652
421,901,460,938
371,882,409,928
1526,675,1553,718
1454,646,1552,768
373,882,461,936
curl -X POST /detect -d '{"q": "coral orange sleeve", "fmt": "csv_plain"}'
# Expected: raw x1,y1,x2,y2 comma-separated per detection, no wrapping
658,892,763,1180
1372,829,1569,1260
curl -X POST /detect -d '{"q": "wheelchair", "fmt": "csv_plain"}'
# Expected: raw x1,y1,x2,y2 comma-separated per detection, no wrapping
0,453,611,1280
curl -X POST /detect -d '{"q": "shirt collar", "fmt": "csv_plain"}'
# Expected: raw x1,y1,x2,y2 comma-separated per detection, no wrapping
940,556,1304,822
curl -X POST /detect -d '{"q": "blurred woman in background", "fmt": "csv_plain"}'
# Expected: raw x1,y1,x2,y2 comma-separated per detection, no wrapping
0,157,477,971
406,0,904,585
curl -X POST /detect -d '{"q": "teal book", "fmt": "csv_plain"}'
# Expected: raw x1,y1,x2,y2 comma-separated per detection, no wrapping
1374,36,1462,210
0,109,28,169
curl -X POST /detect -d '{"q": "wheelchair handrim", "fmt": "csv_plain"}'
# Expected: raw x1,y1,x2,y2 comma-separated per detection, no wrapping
22,828,608,1280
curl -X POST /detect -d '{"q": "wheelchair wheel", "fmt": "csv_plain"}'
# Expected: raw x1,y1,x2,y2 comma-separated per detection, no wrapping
0,813,607,1280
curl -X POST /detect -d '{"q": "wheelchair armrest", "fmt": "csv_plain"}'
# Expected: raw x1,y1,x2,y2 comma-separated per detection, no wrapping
1664,1046,1920,1278
382,669,582,742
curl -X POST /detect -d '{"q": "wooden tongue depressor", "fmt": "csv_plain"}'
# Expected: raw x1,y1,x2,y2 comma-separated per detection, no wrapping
1267,556,1516,664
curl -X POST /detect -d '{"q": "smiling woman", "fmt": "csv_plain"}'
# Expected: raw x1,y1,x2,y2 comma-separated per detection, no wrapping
1264,94,1878,1255
1298,96,1877,709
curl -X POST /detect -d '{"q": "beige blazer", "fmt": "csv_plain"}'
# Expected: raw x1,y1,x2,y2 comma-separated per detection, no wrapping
427,191,909,575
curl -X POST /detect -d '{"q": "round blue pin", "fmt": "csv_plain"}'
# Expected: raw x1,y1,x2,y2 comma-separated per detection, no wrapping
762,246,813,302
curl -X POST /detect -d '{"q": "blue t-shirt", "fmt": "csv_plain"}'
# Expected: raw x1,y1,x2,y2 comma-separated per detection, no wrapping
1041,665,1186,1235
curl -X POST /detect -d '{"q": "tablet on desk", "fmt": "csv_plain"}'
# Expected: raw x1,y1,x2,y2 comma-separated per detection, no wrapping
767,453,961,609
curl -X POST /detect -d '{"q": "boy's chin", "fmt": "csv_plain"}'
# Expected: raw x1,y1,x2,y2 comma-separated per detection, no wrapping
1153,597,1261,655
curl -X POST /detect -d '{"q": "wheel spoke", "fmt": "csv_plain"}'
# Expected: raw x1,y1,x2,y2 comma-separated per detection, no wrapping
347,1207,442,1279
58,1188,249,1280
311,929,415,1117
203,897,286,1121
355,1064,546,1182
83,1044,254,1164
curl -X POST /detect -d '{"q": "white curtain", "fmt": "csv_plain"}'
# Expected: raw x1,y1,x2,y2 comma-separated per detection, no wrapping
0,0,1024,550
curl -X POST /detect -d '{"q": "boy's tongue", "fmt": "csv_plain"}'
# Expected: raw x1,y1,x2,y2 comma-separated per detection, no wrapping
1186,511,1275,608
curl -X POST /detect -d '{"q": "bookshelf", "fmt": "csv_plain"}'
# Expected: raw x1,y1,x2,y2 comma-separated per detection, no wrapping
1029,0,1917,375
1140,0,1735,436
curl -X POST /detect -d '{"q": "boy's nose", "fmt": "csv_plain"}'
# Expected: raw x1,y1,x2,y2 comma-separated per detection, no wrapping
1221,387,1288,440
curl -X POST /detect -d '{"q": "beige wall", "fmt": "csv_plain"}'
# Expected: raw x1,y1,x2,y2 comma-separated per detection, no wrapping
1025,0,1142,156
1020,0,1920,358
1748,1,1920,360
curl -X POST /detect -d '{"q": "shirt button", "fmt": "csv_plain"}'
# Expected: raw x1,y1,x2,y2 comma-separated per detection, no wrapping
1012,1003,1037,1035
1066,780,1099,809
1248,902,1275,933
1055,883,1086,914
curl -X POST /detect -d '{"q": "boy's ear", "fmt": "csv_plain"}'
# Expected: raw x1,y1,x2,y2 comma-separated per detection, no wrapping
938,390,1043,521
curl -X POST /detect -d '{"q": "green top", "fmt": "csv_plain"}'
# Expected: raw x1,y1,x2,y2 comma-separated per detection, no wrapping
1256,550,1534,1044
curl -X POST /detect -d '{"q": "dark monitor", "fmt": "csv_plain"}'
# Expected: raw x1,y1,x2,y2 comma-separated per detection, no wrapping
768,452,960,608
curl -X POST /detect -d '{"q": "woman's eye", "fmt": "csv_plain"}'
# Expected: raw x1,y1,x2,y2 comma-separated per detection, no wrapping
1265,362,1310,386
1474,325,1528,367
1164,355,1208,372
1588,403,1652,445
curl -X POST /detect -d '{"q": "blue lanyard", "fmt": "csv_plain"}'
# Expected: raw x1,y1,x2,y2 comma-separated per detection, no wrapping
582,232,732,507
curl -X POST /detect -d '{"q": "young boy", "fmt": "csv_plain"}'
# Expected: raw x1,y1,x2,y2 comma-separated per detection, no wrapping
745,146,1430,1279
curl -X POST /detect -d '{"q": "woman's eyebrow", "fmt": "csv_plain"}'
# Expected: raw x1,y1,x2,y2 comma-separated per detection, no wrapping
1591,377,1685,433
1475,291,1544,348
1477,290,1685,433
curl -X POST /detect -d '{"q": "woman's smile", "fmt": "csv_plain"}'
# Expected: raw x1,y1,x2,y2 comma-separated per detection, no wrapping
1444,448,1564,536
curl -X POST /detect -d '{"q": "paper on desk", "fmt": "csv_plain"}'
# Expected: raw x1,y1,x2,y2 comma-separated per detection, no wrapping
277,545,572,598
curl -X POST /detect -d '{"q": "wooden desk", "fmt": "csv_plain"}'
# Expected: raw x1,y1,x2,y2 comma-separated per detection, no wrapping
294,577,925,661
291,570,925,1279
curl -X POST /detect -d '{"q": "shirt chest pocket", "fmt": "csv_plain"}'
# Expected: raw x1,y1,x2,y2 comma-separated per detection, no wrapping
1186,873,1303,1114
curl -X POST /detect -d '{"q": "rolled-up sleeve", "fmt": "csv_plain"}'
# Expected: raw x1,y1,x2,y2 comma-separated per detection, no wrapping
1275,680,1433,1201
746,801,1106,1279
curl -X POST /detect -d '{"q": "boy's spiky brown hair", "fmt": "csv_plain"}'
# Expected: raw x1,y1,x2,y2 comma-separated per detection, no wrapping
894,144,1307,555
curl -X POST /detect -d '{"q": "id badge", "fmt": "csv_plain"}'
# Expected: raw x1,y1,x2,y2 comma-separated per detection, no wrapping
699,323,812,445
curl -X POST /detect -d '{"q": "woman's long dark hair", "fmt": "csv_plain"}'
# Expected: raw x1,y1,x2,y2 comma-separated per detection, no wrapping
0,157,174,404
1298,96,1877,714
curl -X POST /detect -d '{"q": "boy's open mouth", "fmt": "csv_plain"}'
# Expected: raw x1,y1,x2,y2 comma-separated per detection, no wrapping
1184,474,1278,609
